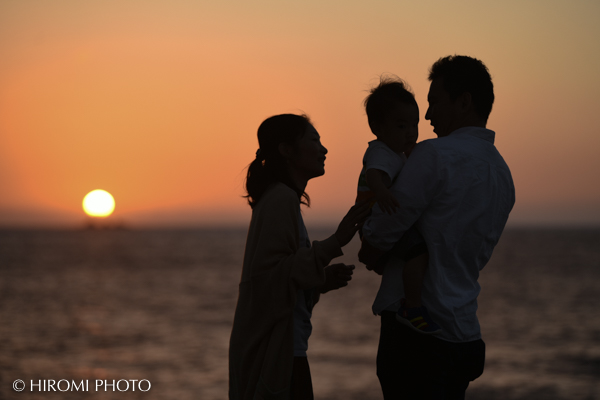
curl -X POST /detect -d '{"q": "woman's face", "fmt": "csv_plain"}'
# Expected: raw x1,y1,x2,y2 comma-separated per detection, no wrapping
287,124,328,183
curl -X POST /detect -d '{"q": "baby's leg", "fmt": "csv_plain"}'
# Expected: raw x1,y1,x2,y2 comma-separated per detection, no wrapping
395,228,440,334
403,252,429,308
398,250,440,334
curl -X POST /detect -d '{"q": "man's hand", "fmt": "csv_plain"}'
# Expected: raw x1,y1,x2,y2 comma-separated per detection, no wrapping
358,238,385,275
319,263,355,294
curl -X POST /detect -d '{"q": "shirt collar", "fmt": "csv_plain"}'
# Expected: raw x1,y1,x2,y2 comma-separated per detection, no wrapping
449,126,496,144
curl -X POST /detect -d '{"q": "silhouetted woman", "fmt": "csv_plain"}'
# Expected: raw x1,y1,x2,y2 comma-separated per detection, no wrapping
229,114,369,400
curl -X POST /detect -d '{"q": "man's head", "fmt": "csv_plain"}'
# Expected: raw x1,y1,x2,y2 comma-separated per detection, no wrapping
365,77,420,153
425,55,494,137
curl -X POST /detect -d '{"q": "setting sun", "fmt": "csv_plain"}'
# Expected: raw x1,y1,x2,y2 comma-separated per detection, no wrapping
82,190,115,218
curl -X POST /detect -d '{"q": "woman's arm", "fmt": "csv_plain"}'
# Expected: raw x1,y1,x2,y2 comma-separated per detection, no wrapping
245,184,342,290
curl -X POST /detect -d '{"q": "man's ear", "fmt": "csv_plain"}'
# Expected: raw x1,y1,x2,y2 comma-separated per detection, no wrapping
278,142,293,159
456,92,473,114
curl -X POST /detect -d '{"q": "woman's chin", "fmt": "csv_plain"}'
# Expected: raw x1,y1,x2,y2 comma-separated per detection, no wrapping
310,168,325,180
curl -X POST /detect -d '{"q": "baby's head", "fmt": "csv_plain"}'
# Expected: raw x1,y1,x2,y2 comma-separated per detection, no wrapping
364,77,419,153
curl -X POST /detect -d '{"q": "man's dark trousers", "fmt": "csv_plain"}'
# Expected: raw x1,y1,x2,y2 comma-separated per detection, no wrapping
377,311,485,399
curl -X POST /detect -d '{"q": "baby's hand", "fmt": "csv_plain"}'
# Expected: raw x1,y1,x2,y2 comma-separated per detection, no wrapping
375,188,400,215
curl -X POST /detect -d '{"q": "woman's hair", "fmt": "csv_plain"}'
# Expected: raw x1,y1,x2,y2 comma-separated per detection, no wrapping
244,113,311,209
364,75,418,134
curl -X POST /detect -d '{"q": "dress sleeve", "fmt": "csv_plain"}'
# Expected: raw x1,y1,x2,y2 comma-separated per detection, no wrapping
243,184,343,291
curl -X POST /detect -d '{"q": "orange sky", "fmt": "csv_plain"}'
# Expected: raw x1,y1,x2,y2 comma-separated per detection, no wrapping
1,1,599,228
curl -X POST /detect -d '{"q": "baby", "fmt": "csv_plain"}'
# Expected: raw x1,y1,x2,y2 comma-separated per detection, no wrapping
357,77,441,335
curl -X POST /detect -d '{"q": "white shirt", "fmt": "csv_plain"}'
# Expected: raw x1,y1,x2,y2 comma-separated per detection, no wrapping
363,127,515,342
357,140,406,193
364,140,405,180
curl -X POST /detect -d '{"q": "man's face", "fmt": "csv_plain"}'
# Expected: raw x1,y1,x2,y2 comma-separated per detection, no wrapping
425,78,459,137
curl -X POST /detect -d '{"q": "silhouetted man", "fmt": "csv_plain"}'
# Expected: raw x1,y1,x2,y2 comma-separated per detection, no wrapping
360,55,515,399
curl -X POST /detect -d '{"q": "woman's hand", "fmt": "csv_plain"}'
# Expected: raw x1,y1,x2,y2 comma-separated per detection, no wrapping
320,263,355,294
334,200,372,247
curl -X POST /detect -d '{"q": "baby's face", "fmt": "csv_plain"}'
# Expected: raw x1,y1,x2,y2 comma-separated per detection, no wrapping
376,102,419,153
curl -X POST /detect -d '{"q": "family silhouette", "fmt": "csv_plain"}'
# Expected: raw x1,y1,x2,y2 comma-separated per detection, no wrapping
229,55,515,400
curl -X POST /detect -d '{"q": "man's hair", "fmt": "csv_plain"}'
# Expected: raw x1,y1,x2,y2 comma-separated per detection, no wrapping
364,76,418,133
428,55,494,122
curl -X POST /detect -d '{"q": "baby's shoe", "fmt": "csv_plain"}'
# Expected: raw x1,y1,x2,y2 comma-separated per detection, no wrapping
396,300,442,335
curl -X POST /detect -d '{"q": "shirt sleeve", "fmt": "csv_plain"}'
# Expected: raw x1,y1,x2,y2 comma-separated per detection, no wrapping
362,141,441,251
364,141,404,181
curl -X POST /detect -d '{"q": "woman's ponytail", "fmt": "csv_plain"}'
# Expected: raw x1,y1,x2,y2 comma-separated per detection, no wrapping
244,114,311,208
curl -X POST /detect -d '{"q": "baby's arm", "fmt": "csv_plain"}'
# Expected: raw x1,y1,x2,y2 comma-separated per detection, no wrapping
366,168,400,214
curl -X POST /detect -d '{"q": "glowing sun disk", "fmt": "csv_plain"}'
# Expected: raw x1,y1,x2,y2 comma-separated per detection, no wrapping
83,190,115,217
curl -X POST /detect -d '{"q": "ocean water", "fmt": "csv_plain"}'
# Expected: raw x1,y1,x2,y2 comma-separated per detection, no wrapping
0,228,599,399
